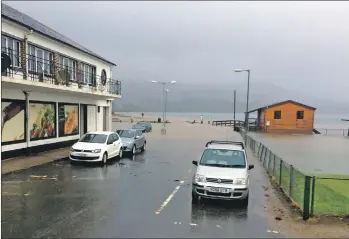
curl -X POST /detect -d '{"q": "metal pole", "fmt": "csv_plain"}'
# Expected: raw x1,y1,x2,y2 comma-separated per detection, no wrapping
164,90,168,123
246,70,250,132
233,89,236,131
162,83,165,126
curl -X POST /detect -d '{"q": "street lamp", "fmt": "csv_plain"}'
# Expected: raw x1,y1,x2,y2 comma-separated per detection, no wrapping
232,88,236,131
164,89,169,123
150,80,176,125
234,69,250,133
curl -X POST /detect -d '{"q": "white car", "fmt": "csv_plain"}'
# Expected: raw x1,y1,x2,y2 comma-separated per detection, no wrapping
191,140,254,205
69,131,123,164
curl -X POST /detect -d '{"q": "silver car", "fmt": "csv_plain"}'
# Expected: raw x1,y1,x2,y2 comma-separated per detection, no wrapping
192,140,254,206
118,129,146,155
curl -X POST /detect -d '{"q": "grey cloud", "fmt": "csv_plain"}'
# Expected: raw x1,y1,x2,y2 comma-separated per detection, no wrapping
4,1,349,102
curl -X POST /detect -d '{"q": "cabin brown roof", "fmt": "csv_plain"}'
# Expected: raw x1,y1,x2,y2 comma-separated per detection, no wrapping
246,100,316,113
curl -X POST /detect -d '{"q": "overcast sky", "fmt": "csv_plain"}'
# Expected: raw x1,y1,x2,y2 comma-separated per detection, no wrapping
4,1,349,103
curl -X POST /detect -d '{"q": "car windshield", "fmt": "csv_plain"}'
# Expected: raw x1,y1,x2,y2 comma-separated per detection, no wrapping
199,149,246,168
118,130,135,138
79,133,108,143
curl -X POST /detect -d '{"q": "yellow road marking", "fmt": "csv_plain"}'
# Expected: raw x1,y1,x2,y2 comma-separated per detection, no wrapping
29,175,57,180
30,175,47,178
2,192,31,196
155,185,181,215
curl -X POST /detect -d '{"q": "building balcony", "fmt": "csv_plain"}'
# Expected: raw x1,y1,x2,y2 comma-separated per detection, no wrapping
1,50,121,99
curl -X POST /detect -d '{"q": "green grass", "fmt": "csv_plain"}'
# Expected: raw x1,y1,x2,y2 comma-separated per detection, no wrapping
258,148,349,216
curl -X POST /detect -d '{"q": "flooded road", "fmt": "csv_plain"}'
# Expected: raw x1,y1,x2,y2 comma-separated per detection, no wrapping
2,123,283,238
248,132,349,175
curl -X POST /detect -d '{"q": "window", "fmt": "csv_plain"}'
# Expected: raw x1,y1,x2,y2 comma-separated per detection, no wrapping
107,135,114,144
59,56,77,81
274,110,281,119
79,133,107,143
112,133,119,141
1,35,21,67
80,63,96,85
28,45,53,74
101,69,107,85
297,111,304,120
199,149,246,168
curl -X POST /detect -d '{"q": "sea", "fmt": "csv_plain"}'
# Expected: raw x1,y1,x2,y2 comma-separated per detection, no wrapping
119,112,349,130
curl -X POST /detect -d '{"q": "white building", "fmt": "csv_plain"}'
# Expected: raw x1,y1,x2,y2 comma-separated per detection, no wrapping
1,3,121,159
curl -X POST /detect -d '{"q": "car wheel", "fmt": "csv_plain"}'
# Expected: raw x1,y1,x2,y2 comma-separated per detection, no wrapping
192,191,199,204
241,193,249,207
132,145,136,155
102,153,108,165
119,149,123,159
141,142,146,152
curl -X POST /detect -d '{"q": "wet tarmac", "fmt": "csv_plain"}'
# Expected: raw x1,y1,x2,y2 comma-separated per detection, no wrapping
2,123,284,238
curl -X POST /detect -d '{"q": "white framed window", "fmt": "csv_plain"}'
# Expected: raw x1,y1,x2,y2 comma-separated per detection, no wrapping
60,56,77,81
80,63,96,85
1,35,21,68
28,45,53,74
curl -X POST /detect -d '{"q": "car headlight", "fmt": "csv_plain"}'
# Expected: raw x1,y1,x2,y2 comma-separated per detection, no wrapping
194,174,206,183
70,147,75,152
92,149,101,153
234,178,247,185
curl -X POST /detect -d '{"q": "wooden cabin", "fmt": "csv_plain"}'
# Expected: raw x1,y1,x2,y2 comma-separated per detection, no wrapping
247,100,316,134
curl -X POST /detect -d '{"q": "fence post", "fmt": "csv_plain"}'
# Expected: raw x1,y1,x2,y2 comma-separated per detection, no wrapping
263,148,268,165
267,152,271,172
310,176,316,217
279,160,283,185
303,176,312,220
273,154,276,176
289,165,294,198
257,143,262,157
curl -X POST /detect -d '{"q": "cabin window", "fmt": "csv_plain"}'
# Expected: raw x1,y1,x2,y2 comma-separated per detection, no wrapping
274,110,281,119
297,111,304,120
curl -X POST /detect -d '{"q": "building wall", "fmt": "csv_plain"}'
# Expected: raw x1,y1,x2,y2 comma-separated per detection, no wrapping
263,102,315,134
2,88,112,155
2,19,114,78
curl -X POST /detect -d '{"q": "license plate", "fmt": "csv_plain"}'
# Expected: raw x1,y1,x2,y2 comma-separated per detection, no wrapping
208,187,230,193
78,153,87,157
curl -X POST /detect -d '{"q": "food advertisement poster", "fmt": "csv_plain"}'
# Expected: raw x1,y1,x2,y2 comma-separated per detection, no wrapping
29,102,56,140
58,104,79,137
1,100,25,144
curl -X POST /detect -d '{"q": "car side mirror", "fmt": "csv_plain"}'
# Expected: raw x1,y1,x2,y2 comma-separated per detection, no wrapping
135,136,140,139
248,164,254,170
192,160,198,166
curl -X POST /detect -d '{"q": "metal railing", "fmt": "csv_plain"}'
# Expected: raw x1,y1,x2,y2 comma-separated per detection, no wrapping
1,50,121,96
240,130,349,219
315,128,349,137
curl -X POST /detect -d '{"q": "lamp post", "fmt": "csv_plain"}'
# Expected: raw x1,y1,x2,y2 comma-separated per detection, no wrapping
151,80,176,126
233,89,236,131
234,69,250,133
164,89,169,123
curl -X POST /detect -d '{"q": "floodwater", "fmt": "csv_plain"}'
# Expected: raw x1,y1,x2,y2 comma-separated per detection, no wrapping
248,132,349,176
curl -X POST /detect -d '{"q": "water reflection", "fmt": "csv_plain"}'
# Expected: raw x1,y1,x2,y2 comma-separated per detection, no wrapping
190,199,248,226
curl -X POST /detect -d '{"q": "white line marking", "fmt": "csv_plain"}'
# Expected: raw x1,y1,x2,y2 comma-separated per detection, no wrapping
155,185,181,215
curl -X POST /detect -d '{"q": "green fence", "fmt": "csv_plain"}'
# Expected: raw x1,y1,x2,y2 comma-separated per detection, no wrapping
242,131,349,219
